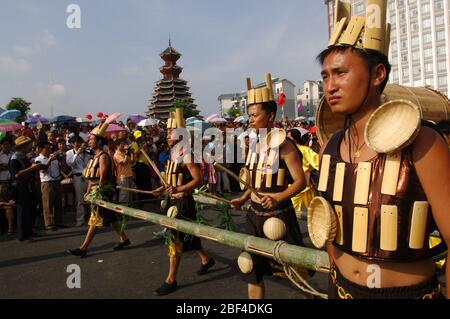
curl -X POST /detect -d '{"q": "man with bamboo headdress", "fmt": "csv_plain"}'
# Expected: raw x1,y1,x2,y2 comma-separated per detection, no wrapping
152,108,215,296
67,115,131,257
314,0,449,298
231,74,311,299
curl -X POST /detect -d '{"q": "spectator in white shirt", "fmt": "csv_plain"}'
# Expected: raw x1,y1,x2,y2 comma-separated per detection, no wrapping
0,139,15,235
79,124,90,143
66,135,92,227
34,141,63,231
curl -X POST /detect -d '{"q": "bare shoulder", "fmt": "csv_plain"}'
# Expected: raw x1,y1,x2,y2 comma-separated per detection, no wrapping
280,138,299,156
412,125,448,163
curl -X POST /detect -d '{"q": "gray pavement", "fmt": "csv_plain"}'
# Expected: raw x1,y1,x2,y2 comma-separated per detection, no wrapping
0,204,328,299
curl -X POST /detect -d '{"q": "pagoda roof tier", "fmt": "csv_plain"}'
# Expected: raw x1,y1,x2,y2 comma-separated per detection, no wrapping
149,110,171,115
153,91,192,97
154,87,190,94
151,102,174,108
154,90,175,96
154,97,175,102
160,44,181,59
156,79,187,85
160,65,182,71
155,83,191,90
147,42,201,119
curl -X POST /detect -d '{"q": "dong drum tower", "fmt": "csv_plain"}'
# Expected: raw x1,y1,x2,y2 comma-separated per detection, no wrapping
147,41,200,120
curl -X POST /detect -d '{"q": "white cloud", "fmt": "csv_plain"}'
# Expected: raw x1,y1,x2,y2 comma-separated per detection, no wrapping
30,82,70,117
121,56,159,77
0,56,31,75
13,45,39,55
13,30,56,56
40,30,56,46
49,84,66,97
37,83,67,99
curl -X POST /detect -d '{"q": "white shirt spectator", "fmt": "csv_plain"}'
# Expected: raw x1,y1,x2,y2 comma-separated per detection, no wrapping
0,151,12,181
66,149,92,175
34,155,62,182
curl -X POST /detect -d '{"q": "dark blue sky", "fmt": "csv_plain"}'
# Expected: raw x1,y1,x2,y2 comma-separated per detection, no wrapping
0,0,328,118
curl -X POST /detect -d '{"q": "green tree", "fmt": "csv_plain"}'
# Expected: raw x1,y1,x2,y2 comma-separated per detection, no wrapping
172,98,199,118
5,97,31,122
227,106,241,118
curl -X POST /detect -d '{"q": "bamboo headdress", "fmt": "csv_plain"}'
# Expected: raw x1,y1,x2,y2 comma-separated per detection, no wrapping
167,108,186,129
329,0,390,56
91,113,122,138
246,73,275,106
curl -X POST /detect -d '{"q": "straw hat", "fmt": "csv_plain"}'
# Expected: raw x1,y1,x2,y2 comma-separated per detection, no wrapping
364,99,422,154
15,136,32,147
307,197,337,249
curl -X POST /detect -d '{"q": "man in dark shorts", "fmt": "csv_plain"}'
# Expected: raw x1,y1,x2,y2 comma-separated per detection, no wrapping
67,120,130,257
231,73,309,299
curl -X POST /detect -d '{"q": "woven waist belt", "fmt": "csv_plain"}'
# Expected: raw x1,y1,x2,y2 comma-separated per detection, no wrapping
249,204,292,217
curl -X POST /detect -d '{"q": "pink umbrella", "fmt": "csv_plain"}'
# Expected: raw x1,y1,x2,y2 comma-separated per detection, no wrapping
0,119,23,132
206,113,219,122
106,124,126,133
209,117,227,123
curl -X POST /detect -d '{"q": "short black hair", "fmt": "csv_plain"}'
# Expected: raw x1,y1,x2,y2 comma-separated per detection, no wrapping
437,120,450,135
37,141,51,149
288,129,302,144
115,138,127,146
317,46,391,92
247,100,277,117
69,135,83,144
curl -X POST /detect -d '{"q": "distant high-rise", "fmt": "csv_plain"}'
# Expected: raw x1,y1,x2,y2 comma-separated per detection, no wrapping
147,41,200,120
324,0,450,96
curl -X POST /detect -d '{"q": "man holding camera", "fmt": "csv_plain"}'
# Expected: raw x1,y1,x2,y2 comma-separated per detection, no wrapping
9,137,42,241
114,138,135,204
66,135,93,227
34,141,64,232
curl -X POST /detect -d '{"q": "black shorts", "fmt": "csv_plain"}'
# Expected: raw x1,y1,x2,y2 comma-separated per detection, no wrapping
166,195,202,254
241,203,307,284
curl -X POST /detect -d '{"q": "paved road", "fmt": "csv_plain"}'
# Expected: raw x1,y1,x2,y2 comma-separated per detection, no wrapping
0,204,328,299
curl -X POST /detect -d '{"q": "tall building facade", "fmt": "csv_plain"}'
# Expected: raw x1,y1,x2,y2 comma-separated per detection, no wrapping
324,0,450,96
296,80,324,117
218,93,246,116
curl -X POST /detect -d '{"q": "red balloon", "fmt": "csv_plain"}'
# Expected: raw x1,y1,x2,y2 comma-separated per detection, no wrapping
85,114,93,120
97,112,104,118
277,92,286,106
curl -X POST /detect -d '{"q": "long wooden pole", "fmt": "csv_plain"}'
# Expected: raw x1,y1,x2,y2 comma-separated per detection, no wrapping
213,162,263,198
139,148,169,188
117,185,156,196
90,198,330,273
